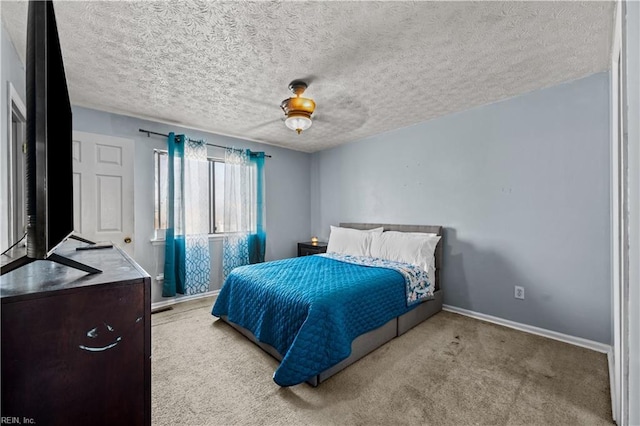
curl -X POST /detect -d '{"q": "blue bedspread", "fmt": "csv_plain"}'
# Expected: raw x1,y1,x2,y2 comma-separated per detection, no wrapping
212,254,423,386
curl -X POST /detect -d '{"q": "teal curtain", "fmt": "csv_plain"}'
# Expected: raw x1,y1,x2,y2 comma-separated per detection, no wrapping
222,148,266,279
248,151,266,264
163,133,211,297
163,133,185,296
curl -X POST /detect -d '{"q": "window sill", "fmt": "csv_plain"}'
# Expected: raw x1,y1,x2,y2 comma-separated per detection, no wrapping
150,234,226,246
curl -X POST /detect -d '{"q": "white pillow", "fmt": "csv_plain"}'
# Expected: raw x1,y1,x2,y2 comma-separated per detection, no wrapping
370,231,440,272
327,226,384,257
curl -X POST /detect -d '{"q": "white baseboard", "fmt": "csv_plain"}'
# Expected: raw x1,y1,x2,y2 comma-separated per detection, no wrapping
152,290,219,310
442,304,612,354
608,347,617,424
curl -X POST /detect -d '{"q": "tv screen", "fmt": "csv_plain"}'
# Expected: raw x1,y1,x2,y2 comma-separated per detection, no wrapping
1,0,99,275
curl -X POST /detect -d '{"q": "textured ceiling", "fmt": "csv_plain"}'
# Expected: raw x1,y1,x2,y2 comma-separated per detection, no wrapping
1,1,614,153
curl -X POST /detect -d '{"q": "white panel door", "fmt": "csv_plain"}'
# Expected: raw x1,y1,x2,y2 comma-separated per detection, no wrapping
72,131,134,256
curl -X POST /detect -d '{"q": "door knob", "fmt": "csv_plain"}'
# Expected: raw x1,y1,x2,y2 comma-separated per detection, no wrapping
124,237,132,244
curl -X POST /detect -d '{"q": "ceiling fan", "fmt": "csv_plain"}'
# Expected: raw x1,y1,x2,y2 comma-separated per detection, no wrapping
280,80,316,134
243,78,366,136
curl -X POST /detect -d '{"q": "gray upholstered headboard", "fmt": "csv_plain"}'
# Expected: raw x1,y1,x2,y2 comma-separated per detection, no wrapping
339,223,443,292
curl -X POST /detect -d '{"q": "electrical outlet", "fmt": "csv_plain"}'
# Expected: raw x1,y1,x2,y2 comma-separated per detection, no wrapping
515,286,525,300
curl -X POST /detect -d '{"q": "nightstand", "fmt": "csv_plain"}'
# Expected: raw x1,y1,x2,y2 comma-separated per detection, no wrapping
297,241,328,257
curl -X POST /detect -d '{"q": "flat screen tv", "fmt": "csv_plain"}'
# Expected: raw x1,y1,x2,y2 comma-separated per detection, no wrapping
1,0,100,275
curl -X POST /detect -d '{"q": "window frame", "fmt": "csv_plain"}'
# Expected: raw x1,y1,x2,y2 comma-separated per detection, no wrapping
153,149,225,237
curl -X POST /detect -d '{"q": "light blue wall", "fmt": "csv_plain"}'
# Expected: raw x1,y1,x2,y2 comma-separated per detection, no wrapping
0,23,26,251
311,72,611,344
72,107,311,303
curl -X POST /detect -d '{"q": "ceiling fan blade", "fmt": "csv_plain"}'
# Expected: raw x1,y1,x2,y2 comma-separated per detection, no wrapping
236,95,276,109
243,117,284,132
312,97,369,131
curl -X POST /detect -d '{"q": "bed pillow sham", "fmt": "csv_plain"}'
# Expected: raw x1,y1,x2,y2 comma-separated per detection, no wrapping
327,226,384,257
370,231,440,272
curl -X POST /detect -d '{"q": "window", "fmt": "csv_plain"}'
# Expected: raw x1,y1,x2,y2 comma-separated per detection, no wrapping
154,150,226,235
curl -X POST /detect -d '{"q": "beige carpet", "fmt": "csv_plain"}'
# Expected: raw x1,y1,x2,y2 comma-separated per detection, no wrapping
151,297,612,425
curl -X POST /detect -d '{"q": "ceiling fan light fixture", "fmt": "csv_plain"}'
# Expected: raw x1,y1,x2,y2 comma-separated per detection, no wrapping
281,80,316,135
285,114,313,134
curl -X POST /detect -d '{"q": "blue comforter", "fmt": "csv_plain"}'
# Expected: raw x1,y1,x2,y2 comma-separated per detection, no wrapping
212,254,423,386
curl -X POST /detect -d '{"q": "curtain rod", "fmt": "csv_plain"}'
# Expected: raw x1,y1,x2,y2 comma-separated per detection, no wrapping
138,129,272,158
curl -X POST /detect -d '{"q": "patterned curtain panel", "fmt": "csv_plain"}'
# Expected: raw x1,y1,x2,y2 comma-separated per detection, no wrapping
163,133,211,297
223,148,266,279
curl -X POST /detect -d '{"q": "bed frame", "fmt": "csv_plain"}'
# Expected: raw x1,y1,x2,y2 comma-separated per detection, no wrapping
219,223,444,386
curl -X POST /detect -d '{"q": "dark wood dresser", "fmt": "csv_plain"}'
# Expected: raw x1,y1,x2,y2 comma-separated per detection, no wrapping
297,241,328,257
0,242,151,426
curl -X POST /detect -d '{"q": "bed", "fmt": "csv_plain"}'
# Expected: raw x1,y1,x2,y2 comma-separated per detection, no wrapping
212,223,443,386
